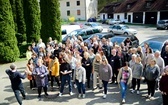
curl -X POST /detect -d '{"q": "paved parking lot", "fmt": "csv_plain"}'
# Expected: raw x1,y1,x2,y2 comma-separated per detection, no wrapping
0,24,167,105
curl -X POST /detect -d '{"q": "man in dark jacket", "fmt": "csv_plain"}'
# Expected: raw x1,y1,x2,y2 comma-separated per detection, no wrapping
6,64,26,105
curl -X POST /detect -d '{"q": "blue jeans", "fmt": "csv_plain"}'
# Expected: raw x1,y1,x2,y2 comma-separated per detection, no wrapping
76,80,85,94
102,80,108,94
120,81,128,99
60,75,72,93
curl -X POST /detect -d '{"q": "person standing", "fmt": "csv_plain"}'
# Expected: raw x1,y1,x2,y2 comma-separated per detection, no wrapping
49,56,60,90
160,66,168,105
59,57,73,97
144,59,160,100
117,62,132,104
92,53,102,90
99,56,112,99
131,57,143,95
32,59,49,99
6,64,26,105
26,59,36,89
110,48,121,84
73,61,86,98
82,52,92,88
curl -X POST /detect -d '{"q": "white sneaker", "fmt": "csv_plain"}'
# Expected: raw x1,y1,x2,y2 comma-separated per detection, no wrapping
103,94,107,99
82,94,85,98
74,84,77,88
78,94,81,98
150,96,155,100
70,92,73,96
137,90,140,95
59,93,62,97
131,90,135,93
122,99,125,103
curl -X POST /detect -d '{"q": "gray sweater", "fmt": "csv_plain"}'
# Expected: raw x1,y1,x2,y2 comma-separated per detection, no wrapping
132,63,143,79
99,64,112,82
144,65,160,81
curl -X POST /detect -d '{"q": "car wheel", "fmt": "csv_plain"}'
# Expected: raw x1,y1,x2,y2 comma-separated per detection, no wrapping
124,32,128,35
165,27,168,30
110,31,113,34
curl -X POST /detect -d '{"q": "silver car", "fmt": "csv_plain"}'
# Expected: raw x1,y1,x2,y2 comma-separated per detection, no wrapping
108,24,137,35
157,20,168,30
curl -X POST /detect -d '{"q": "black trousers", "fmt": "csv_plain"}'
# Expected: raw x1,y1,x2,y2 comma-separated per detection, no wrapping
38,86,48,97
112,70,118,83
51,76,60,87
162,94,168,105
86,71,91,88
146,80,156,96
132,78,141,90
30,76,36,89
12,86,25,105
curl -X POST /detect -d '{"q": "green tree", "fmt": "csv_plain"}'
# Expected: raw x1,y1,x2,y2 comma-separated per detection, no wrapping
23,0,41,43
0,0,20,63
40,0,61,43
15,0,26,44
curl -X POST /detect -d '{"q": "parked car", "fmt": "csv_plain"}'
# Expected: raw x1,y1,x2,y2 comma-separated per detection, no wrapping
84,22,103,32
61,25,81,39
87,18,96,22
140,36,168,52
108,24,137,35
110,35,139,47
108,19,122,25
84,32,114,44
157,19,168,30
62,28,101,44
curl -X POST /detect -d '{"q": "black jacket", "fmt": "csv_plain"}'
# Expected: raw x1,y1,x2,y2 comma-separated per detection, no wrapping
6,69,26,89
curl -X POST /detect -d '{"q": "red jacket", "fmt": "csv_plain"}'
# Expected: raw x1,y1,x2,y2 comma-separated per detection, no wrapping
160,75,168,94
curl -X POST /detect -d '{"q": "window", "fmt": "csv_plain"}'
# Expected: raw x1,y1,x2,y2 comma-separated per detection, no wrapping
127,4,131,9
77,1,80,6
124,13,127,19
146,2,151,8
66,2,70,6
77,10,81,15
67,10,70,16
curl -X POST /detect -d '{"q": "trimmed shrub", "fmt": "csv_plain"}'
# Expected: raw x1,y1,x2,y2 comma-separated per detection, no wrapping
40,0,61,43
0,0,20,63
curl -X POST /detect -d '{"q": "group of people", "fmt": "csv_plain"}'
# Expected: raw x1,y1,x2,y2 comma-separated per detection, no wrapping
6,35,168,105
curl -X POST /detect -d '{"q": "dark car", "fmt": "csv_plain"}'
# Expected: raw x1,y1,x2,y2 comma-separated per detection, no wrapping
140,36,168,53
87,18,96,22
84,32,114,44
110,35,139,47
62,28,101,44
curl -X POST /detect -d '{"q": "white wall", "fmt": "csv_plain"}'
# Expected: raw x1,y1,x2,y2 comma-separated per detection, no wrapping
85,0,98,20
59,0,86,20
99,13,108,20
114,12,133,23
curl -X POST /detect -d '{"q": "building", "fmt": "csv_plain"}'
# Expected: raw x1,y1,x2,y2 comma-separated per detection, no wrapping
59,0,98,21
99,0,168,24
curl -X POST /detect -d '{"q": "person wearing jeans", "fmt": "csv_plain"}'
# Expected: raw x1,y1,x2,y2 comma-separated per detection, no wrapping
99,56,112,99
73,61,86,98
144,59,160,100
117,62,132,104
59,57,73,97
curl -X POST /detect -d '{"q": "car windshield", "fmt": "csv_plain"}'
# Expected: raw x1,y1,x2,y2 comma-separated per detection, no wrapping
68,30,81,36
91,23,99,27
111,37,125,44
147,41,163,51
158,20,165,24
